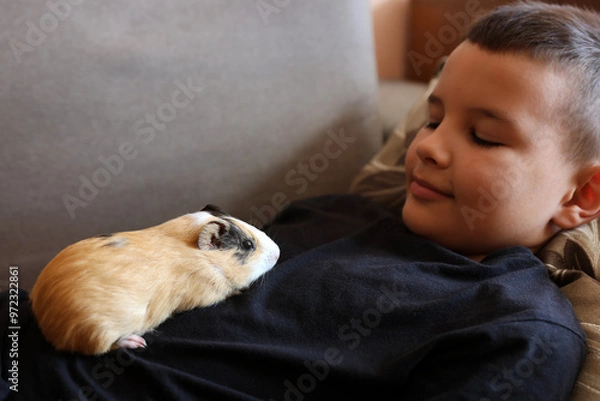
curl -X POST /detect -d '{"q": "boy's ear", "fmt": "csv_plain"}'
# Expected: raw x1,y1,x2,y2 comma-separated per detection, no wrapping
553,166,600,229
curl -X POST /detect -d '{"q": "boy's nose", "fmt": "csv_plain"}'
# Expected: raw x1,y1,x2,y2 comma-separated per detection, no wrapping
415,129,451,168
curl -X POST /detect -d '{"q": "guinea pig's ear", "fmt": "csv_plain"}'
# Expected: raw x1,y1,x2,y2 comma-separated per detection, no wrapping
198,220,227,250
201,204,228,217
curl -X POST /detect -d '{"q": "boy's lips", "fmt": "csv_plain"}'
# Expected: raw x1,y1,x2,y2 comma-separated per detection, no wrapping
409,177,454,200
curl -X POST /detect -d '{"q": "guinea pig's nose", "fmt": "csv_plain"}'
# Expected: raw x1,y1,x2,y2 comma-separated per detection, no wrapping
269,249,280,265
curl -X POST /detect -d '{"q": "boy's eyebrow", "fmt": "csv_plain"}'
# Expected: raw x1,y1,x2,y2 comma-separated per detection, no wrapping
428,94,514,126
427,94,443,108
468,106,514,126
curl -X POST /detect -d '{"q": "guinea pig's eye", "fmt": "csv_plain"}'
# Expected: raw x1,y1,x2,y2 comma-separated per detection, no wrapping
241,239,255,251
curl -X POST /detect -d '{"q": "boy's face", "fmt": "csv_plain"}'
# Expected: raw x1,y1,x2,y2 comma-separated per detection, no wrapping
402,41,576,260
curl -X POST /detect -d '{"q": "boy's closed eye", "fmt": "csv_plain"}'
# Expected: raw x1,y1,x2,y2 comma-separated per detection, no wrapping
469,129,502,149
424,120,503,149
425,121,440,130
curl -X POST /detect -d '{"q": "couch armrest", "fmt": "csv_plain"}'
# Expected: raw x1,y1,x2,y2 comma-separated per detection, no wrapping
371,0,412,80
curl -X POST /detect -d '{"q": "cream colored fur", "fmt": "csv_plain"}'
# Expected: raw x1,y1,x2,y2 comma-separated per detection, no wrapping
29,211,279,355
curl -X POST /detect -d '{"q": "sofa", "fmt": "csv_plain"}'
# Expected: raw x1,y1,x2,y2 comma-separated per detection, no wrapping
1,0,598,400
1,0,389,292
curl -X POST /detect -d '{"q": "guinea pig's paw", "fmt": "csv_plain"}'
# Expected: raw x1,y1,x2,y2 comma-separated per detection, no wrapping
116,334,147,350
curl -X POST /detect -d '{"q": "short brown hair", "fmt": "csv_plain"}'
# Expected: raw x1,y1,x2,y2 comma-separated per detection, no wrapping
466,1,600,164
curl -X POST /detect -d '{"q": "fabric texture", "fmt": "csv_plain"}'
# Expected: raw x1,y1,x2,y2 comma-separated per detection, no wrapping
560,274,600,400
0,195,586,401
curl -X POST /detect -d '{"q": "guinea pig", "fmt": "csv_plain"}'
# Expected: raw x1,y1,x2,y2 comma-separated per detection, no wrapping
29,205,280,355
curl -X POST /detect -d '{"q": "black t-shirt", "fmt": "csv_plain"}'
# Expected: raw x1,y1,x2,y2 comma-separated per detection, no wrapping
0,195,586,401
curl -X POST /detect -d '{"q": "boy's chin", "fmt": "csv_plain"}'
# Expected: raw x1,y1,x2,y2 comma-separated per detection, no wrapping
402,207,489,259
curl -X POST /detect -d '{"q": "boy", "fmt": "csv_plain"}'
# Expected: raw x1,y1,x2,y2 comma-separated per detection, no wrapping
402,1,600,262
2,2,598,400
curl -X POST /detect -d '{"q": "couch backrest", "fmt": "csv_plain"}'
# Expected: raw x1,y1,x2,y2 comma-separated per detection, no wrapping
0,0,382,290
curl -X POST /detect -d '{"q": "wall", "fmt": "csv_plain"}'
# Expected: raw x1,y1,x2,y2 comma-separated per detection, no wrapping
371,0,600,82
